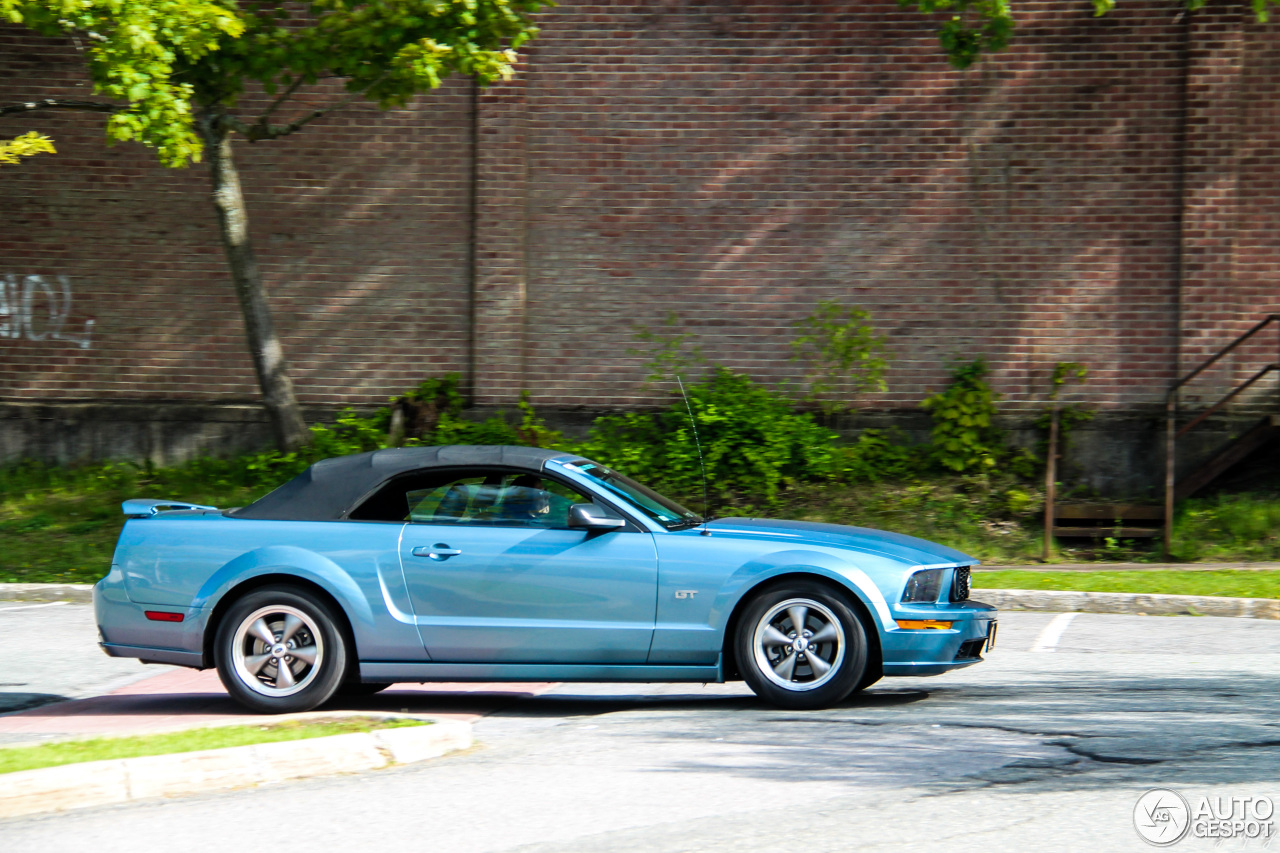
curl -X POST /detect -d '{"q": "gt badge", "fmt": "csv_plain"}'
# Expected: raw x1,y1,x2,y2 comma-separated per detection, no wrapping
674,590,699,599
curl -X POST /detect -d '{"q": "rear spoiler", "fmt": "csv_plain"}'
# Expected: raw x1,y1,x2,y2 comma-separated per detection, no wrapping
122,499,218,519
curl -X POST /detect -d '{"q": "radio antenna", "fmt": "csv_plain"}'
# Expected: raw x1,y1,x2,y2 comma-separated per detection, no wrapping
675,374,710,521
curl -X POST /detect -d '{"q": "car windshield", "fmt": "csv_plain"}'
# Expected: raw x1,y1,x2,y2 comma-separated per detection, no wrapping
562,461,703,530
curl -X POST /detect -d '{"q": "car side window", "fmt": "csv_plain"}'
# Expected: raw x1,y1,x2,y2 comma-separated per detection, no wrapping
405,472,598,528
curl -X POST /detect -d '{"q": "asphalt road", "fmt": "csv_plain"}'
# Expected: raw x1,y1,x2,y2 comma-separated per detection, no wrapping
0,599,153,715
3,604,1280,851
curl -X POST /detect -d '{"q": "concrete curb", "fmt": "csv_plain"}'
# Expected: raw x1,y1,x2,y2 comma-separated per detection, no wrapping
0,583,93,603
979,589,1280,619
979,561,1280,573
0,718,471,820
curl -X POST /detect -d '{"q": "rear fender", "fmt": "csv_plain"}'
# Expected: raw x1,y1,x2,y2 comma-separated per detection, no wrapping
195,546,375,642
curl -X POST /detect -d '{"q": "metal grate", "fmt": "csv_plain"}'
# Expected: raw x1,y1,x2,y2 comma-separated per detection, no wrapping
951,566,971,602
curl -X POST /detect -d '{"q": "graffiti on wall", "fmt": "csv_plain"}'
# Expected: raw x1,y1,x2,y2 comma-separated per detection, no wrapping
0,275,94,349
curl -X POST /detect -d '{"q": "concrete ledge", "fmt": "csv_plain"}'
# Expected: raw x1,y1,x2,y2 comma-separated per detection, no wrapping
980,562,1280,573
978,589,1280,619
0,583,94,603
0,719,471,819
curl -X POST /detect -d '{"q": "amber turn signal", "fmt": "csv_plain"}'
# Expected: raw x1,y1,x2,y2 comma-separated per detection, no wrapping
895,619,954,630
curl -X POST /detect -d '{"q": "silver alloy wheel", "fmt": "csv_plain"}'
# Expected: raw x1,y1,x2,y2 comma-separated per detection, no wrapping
229,604,325,698
751,597,846,692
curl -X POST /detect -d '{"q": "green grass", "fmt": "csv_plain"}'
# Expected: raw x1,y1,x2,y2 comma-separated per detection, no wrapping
0,716,426,776
975,570,1280,599
0,460,289,584
1164,493,1280,562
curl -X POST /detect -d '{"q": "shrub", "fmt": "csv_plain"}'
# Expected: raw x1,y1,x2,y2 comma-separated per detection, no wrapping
790,300,888,414
921,359,1007,473
575,368,835,508
826,429,922,483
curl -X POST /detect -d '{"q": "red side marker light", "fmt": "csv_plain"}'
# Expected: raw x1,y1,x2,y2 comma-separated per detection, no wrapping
144,611,184,623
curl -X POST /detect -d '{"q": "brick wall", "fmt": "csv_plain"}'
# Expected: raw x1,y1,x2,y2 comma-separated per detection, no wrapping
506,0,1190,411
2,0,1278,421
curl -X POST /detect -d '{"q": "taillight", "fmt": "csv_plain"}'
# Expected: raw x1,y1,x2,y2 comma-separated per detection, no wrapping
144,610,184,622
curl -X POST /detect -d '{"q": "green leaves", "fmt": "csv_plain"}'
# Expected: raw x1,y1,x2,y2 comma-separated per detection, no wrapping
0,130,56,165
202,0,545,115
921,359,1007,473
577,368,837,508
4,0,245,165
903,0,1013,70
791,300,888,415
906,0,1280,69
3,1,546,166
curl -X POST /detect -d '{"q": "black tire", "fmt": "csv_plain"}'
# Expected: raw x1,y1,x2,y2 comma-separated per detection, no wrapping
214,585,348,714
735,580,868,710
852,659,883,693
336,681,393,697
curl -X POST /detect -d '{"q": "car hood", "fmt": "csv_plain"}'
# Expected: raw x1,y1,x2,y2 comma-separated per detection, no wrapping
702,517,975,567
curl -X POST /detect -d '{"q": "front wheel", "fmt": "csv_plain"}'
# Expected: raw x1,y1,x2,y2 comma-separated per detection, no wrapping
735,581,868,710
215,586,348,714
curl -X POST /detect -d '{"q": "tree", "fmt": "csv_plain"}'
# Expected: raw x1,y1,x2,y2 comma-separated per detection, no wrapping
0,1,544,451
906,0,1280,69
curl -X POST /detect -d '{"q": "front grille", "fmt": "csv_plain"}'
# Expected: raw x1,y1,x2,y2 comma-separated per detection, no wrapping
951,566,971,601
955,639,985,660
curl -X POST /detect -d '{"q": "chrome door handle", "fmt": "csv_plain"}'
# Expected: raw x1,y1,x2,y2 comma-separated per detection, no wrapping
412,544,462,561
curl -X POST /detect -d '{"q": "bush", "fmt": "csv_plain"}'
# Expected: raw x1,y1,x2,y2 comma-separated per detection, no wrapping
920,360,1004,473
826,429,923,483
575,368,835,509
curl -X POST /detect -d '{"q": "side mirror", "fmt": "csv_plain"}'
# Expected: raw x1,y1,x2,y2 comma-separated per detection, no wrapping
568,503,626,531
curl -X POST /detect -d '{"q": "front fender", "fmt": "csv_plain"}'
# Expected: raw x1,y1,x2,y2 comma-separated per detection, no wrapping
713,549,895,635
650,536,896,665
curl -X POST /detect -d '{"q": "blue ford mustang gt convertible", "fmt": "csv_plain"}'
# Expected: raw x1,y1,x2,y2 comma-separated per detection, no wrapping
95,445,996,713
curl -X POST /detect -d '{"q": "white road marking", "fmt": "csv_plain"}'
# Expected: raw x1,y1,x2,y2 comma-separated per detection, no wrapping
1030,612,1077,653
0,600,71,613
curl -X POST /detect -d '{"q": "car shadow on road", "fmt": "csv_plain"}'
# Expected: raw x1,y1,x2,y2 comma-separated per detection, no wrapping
0,692,71,715
330,685,932,719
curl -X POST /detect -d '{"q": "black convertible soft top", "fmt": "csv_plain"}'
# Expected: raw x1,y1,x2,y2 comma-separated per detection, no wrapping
229,445,578,521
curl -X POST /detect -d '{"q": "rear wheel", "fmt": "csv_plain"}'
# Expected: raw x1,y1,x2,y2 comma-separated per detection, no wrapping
215,586,347,714
735,581,868,710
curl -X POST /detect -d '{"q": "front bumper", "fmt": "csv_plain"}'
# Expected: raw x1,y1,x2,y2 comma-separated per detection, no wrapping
880,600,997,677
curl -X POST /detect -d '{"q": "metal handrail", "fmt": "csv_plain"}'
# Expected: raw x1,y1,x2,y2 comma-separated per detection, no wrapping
1167,314,1280,395
1176,364,1280,439
1164,314,1280,555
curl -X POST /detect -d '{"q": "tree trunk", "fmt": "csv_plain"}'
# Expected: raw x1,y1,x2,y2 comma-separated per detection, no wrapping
200,114,310,452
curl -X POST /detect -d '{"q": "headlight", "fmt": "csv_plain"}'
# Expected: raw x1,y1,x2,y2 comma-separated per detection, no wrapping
901,569,945,603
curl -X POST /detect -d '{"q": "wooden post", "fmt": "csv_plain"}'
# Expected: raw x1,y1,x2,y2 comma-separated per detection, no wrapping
1043,406,1059,563
1164,395,1176,559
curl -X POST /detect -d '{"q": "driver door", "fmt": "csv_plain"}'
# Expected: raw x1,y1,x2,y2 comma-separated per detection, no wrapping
397,470,658,664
